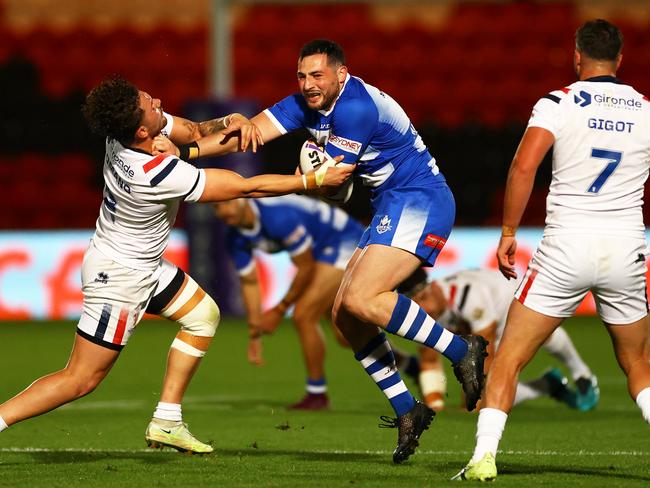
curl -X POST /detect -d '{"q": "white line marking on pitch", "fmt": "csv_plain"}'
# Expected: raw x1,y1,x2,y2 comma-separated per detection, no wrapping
1,448,648,456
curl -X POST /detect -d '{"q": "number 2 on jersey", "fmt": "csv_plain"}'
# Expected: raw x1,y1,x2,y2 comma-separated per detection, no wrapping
587,148,622,194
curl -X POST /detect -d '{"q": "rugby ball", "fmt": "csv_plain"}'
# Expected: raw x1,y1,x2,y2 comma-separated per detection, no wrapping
299,138,354,203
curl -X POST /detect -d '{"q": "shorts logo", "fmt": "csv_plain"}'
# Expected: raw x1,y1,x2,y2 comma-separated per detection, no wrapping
94,272,109,284
574,90,591,107
423,234,447,250
376,215,392,234
328,134,362,155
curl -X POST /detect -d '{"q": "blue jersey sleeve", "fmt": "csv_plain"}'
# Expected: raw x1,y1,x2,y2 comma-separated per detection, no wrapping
225,230,255,275
263,208,313,256
265,94,308,134
326,97,379,163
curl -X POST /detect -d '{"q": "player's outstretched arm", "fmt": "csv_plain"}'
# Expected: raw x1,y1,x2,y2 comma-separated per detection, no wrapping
157,112,281,158
168,113,263,153
498,127,554,279
198,164,355,202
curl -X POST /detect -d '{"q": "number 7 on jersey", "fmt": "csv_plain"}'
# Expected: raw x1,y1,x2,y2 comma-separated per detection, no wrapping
587,148,622,194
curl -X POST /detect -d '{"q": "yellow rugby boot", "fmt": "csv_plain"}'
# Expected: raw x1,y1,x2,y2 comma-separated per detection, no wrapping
145,419,213,454
451,453,497,481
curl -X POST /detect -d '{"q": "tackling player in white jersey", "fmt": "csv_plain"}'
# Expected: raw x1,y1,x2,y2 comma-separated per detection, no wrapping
455,19,650,481
398,268,598,412
0,76,353,453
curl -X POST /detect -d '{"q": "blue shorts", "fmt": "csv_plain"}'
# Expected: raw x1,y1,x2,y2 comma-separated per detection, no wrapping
358,183,455,266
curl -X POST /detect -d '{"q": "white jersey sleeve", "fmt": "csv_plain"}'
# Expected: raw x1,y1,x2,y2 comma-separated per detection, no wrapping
527,90,567,138
160,112,174,137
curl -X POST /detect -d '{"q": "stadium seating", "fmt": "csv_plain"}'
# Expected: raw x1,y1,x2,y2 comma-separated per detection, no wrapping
2,1,650,227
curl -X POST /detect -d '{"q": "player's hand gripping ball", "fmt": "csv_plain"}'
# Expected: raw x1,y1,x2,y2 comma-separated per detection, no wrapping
299,139,354,203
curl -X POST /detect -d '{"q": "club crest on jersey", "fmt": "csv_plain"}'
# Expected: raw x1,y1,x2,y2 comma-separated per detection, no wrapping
94,272,109,284
376,215,392,234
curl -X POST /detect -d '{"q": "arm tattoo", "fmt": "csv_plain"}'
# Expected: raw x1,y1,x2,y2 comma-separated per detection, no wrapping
181,119,201,141
198,117,228,137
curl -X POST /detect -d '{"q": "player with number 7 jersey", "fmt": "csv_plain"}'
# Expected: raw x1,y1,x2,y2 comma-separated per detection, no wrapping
534,78,650,238
455,19,650,482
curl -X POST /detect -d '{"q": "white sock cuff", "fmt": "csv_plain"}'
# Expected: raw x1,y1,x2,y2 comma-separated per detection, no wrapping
153,402,183,422
635,387,650,423
157,401,181,410
0,414,7,432
636,387,650,404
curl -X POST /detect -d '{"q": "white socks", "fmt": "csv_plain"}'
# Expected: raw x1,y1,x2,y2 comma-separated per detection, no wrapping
471,408,508,463
636,387,650,424
543,327,592,380
153,402,182,422
0,414,7,432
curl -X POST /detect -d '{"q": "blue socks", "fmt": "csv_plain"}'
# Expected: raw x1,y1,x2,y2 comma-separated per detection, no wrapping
386,294,468,363
355,333,415,416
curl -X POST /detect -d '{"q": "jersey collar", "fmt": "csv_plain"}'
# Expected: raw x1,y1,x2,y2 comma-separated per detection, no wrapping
583,75,622,84
318,73,351,116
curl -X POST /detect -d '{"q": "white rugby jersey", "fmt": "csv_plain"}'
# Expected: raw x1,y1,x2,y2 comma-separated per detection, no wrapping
436,269,517,335
528,76,650,237
92,113,206,270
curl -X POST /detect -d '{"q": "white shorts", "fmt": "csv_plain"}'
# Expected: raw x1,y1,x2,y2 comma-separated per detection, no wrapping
515,234,648,325
77,244,181,350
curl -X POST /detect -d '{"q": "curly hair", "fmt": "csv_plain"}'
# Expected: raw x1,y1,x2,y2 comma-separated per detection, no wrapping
81,76,143,145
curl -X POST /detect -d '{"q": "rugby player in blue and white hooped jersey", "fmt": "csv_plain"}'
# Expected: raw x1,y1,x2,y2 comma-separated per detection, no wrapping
0,76,353,453
455,20,650,482
215,195,420,411
158,39,488,463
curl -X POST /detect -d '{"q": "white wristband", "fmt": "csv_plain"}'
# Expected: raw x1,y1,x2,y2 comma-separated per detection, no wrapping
301,174,307,189
223,114,232,128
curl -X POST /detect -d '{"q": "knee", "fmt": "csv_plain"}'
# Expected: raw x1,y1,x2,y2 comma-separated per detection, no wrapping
170,295,220,358
292,305,316,329
64,369,105,399
340,288,370,322
178,294,220,338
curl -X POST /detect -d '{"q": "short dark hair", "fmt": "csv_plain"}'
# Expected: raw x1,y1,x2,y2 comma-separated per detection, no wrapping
299,39,345,66
575,19,623,61
81,76,143,145
397,268,429,297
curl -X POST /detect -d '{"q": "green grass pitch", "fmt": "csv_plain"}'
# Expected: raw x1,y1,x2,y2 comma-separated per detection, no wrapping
0,317,648,487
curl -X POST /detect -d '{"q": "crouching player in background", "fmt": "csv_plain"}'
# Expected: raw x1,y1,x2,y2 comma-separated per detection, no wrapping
214,196,420,410
398,268,599,412
0,76,353,453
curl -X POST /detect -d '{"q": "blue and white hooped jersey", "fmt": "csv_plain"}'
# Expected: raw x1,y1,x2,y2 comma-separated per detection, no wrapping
264,74,445,195
529,76,650,238
226,195,364,274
